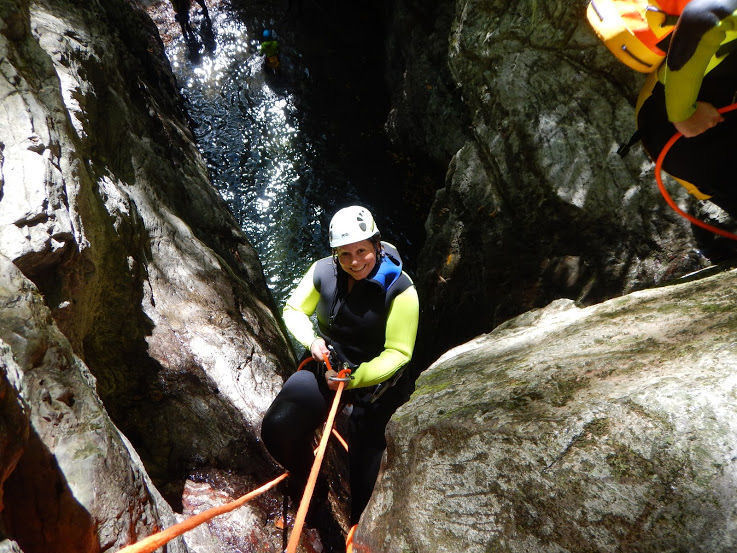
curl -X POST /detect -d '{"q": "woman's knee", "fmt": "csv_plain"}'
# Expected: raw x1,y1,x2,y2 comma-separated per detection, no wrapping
262,397,305,452
261,402,284,451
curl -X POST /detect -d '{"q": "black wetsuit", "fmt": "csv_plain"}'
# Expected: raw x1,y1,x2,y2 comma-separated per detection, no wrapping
261,245,417,524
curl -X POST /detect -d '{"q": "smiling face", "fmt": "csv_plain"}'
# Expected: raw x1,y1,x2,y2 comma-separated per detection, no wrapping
336,239,377,281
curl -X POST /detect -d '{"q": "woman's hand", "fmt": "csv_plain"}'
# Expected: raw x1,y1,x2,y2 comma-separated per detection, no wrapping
674,102,724,137
324,369,341,391
310,337,329,362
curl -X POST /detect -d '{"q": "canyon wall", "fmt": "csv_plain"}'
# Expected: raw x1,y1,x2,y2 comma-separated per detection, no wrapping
0,0,297,550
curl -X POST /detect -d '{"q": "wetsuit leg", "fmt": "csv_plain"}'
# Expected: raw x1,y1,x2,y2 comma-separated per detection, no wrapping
261,369,331,492
348,374,412,524
637,53,737,215
348,401,387,525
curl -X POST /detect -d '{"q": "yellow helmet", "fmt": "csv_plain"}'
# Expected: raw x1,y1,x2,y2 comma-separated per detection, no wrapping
587,0,678,73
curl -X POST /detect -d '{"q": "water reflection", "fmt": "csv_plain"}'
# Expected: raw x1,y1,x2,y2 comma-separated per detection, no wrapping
166,7,327,304
161,1,423,310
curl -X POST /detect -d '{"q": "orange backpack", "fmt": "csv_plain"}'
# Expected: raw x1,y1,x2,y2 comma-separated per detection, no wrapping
587,0,690,72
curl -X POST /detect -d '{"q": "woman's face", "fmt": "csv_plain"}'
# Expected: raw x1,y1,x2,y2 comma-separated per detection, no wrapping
336,239,377,280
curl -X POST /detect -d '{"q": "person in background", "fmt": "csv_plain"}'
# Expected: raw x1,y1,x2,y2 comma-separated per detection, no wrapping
171,0,214,58
261,205,419,539
636,0,737,216
259,29,280,73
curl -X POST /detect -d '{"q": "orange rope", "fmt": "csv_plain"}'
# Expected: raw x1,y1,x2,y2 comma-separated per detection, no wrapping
331,428,349,451
285,354,351,553
300,356,349,451
116,354,350,553
345,524,358,553
297,357,314,371
115,472,288,553
655,103,737,240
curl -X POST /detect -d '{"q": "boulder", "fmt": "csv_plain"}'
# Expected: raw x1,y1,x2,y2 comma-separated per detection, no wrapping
0,254,192,553
357,267,737,552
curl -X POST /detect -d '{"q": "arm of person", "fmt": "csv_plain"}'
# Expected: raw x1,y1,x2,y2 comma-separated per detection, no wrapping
664,0,737,132
346,286,419,389
282,263,321,349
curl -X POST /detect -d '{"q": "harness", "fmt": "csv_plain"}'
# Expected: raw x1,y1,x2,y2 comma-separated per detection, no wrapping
302,346,406,405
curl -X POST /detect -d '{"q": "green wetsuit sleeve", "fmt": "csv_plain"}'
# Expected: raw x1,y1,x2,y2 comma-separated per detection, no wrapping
664,2,737,122
259,40,279,57
347,285,419,389
282,263,321,349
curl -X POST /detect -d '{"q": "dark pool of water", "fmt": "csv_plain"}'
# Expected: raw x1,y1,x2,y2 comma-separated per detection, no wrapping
163,0,426,306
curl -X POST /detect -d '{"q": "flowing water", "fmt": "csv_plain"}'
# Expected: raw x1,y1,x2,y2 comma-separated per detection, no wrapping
152,0,423,307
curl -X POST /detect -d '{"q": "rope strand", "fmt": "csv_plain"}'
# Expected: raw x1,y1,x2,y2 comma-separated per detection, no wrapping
115,472,288,553
285,354,351,553
115,355,351,553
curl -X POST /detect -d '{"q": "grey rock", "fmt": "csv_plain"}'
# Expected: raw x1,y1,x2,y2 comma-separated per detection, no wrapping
357,268,737,552
0,254,188,553
386,0,714,363
384,0,469,167
0,0,292,510
0,540,24,553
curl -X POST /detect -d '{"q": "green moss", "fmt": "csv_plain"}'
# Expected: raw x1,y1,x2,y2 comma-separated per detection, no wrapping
699,303,733,313
73,441,103,460
585,417,610,437
413,365,457,397
708,313,737,331
549,375,589,406
606,443,655,482
413,380,452,397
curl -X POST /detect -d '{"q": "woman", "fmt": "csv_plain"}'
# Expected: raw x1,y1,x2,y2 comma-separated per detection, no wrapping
261,205,419,527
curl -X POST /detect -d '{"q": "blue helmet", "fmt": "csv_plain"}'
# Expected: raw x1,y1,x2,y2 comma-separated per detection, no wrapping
262,29,272,40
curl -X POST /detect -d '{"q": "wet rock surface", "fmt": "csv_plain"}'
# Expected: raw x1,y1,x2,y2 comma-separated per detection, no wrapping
0,0,293,496
357,267,737,552
178,468,331,553
0,0,306,550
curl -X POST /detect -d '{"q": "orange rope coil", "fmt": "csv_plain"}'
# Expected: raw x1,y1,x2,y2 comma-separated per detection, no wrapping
655,103,737,240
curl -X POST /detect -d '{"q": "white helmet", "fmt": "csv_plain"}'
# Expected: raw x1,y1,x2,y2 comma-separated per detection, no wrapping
329,206,379,248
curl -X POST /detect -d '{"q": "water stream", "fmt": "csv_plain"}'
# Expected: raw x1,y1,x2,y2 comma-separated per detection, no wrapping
153,0,423,307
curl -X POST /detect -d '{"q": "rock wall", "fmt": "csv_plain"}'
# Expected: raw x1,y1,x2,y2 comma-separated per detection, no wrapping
383,0,469,169
384,0,721,365
0,0,296,550
0,343,27,517
0,255,189,553
356,267,737,552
